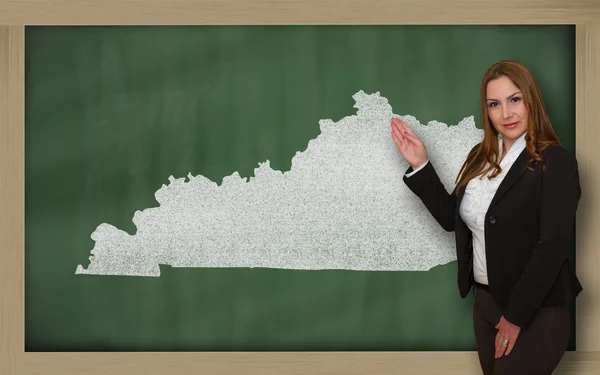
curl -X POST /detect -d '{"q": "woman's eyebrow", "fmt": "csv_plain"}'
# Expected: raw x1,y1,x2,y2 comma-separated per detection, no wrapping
486,91,522,101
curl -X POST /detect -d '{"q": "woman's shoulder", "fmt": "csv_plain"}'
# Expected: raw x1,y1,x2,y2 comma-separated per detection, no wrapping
538,143,578,172
540,143,576,161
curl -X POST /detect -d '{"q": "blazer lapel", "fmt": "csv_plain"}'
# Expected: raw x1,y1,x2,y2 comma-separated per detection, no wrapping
487,148,531,209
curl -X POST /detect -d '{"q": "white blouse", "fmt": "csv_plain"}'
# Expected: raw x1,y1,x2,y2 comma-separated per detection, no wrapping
406,131,528,285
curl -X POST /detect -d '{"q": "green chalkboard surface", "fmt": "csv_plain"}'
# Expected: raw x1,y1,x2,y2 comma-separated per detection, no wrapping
25,25,576,351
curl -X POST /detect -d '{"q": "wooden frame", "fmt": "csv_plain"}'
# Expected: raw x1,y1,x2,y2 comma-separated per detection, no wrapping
1,1,599,374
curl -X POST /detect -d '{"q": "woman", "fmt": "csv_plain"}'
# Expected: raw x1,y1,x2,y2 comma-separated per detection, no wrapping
391,60,583,375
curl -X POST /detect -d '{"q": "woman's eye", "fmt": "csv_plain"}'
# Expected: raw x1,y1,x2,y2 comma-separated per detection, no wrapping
488,102,498,108
511,97,522,103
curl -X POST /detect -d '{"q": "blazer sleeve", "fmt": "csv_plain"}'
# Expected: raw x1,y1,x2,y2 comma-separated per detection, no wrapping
503,145,582,329
402,160,458,232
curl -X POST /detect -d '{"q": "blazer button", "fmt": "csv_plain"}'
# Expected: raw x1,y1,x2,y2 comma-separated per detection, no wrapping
488,216,496,224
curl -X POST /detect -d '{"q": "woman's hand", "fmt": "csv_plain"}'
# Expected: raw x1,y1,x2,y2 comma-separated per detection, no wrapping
390,117,429,169
494,316,521,359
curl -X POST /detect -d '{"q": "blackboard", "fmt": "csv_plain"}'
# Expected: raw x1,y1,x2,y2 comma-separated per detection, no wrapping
25,25,576,351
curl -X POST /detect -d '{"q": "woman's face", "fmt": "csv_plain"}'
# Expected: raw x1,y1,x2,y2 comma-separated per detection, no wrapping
485,75,528,149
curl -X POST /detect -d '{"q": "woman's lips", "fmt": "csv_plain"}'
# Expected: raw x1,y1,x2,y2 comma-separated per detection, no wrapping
503,121,518,128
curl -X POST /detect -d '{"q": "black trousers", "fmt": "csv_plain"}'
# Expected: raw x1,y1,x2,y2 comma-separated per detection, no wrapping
473,283,570,375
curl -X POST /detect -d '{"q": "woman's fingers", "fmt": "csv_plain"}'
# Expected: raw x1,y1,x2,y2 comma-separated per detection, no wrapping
391,122,403,145
391,118,408,138
391,119,414,147
404,131,424,148
392,117,423,147
503,318,521,357
391,125,405,151
391,118,405,140
494,332,500,358
494,317,520,359
505,336,517,356
391,118,427,169
396,117,419,137
391,120,403,141
391,120,413,151
495,332,508,359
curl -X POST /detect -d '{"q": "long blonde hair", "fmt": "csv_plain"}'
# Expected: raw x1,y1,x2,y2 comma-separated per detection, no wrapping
454,60,562,195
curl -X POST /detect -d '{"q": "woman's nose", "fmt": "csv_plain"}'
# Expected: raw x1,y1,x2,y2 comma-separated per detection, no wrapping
502,105,511,119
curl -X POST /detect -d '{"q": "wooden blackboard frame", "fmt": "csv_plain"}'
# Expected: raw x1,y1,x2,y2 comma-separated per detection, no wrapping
1,1,599,374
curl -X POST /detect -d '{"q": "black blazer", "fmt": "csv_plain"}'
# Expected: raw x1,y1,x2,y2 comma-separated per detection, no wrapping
403,143,583,329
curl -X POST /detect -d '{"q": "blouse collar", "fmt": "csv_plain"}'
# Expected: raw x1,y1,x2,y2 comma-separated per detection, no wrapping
497,130,527,163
